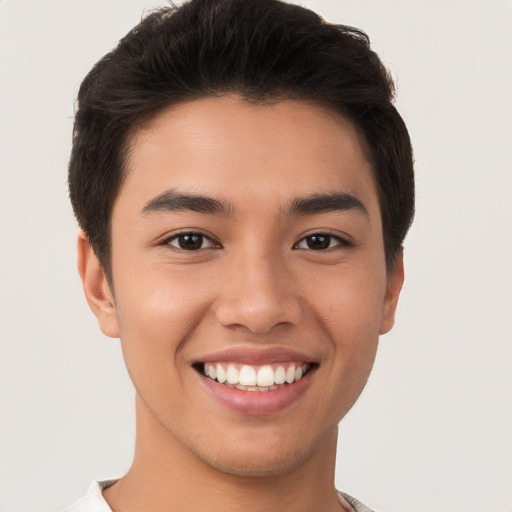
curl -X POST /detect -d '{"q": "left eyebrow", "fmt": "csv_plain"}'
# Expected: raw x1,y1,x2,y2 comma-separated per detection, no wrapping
286,192,369,217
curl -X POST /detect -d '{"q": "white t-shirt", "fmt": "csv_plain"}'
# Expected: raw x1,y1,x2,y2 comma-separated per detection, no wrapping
63,480,377,512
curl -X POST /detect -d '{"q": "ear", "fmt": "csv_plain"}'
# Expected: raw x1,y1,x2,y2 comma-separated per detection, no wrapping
77,231,120,338
379,249,405,335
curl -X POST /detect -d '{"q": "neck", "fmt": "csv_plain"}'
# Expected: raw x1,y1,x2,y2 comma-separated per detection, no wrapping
103,395,348,512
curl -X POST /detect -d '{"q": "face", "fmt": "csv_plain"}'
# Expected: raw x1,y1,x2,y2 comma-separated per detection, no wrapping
80,95,403,477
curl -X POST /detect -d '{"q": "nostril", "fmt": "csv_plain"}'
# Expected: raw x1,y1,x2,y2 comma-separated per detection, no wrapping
214,279,303,333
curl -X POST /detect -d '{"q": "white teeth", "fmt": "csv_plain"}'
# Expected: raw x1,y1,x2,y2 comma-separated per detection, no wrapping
239,365,257,386
216,364,227,383
256,365,274,387
285,365,296,384
226,364,239,384
203,362,311,388
207,365,216,380
274,366,286,385
239,384,276,392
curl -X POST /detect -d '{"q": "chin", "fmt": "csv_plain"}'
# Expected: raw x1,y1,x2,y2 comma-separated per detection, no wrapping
201,446,312,478
188,427,330,479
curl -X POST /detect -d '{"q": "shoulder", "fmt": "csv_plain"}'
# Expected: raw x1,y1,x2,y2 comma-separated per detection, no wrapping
63,482,377,512
338,490,379,512
62,481,117,512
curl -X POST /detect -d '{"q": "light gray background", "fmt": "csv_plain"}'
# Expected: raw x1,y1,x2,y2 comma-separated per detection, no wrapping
0,1,511,511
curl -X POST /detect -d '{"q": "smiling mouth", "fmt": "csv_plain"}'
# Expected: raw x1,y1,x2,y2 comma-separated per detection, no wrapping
195,362,316,392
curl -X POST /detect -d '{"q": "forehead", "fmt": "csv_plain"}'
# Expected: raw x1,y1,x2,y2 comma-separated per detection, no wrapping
119,95,378,217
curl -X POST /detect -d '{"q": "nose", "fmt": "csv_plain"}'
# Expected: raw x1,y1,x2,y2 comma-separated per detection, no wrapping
214,251,303,334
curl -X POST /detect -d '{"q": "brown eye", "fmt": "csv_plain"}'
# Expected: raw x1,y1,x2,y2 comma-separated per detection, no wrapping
295,234,344,251
167,233,215,251
306,235,330,250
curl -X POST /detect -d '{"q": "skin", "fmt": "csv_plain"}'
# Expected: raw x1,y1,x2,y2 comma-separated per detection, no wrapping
78,95,404,512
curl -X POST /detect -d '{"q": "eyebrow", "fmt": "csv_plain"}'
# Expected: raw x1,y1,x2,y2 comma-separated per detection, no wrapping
286,192,368,216
140,190,368,218
141,190,232,216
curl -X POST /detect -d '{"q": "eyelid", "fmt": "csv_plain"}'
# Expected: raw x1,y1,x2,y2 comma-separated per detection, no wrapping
160,230,221,250
293,230,352,250
157,229,351,251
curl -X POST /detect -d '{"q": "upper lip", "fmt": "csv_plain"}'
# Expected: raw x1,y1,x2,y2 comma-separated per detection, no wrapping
193,346,317,365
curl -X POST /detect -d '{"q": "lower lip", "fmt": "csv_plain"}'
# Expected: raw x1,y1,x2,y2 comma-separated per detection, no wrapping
198,368,315,415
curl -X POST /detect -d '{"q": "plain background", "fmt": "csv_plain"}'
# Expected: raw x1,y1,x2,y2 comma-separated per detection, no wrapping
0,1,511,511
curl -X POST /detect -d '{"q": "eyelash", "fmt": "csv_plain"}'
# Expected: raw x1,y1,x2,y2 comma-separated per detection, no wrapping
163,231,219,251
294,232,350,251
162,231,350,252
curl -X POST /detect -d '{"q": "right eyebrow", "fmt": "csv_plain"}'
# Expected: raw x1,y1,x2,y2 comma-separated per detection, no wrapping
140,190,233,216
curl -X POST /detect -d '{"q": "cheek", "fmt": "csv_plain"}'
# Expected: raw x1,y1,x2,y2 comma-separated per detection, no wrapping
308,261,386,389
312,262,387,339
112,265,214,376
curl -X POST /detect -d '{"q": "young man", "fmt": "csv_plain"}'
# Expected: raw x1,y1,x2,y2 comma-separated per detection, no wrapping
65,0,414,510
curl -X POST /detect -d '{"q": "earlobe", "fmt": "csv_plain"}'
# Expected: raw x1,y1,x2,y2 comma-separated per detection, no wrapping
77,232,120,338
379,250,405,335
